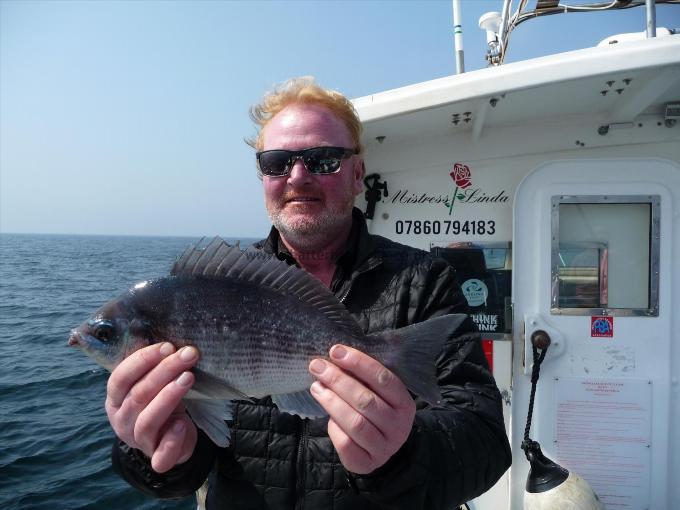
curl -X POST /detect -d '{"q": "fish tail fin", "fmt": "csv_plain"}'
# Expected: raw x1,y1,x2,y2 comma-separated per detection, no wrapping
368,314,468,406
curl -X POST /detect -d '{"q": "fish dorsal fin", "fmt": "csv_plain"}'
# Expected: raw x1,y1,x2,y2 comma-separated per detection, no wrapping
170,238,363,337
171,236,208,275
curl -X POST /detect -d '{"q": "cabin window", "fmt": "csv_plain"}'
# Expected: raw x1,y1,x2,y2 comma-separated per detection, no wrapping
551,195,659,316
431,242,512,338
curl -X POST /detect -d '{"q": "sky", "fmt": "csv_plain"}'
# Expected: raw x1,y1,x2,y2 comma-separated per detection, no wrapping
1,0,678,237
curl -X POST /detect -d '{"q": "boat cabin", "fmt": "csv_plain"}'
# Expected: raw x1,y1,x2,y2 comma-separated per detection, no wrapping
353,17,680,510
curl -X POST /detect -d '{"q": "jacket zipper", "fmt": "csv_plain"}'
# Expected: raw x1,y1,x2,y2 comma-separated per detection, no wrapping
339,259,382,303
294,419,308,510
293,258,381,508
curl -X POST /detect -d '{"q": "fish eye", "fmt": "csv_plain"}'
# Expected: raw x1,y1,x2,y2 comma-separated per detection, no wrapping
93,323,115,342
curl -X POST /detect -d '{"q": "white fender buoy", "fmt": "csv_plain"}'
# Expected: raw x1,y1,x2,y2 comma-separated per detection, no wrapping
525,471,605,510
523,441,604,510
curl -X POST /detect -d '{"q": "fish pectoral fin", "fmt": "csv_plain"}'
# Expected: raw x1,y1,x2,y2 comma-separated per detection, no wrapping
272,390,327,419
192,368,253,401
184,398,233,447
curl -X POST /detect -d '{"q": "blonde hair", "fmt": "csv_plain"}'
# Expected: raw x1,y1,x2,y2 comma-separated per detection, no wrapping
248,77,363,153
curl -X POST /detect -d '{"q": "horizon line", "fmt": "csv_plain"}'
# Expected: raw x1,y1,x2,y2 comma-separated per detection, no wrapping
0,231,263,240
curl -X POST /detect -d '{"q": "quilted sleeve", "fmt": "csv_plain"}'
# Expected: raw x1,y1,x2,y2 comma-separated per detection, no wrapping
111,428,216,499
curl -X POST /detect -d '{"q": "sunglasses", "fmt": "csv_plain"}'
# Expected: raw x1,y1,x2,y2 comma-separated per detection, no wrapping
256,146,358,177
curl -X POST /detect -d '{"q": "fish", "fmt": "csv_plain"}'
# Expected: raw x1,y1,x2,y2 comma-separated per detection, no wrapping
68,237,467,447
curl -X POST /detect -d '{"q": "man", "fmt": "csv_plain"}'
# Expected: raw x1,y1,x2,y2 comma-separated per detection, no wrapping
108,77,511,508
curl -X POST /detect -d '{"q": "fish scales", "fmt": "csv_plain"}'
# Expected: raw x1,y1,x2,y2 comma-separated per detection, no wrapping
69,238,468,447
146,277,362,396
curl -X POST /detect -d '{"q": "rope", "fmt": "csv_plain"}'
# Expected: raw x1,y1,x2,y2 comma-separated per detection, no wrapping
522,343,548,451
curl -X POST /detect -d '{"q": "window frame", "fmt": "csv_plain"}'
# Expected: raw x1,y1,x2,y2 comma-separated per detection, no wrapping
550,194,660,317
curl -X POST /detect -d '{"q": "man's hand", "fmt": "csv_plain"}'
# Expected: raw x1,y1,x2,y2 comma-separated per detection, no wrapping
308,344,416,475
105,343,199,473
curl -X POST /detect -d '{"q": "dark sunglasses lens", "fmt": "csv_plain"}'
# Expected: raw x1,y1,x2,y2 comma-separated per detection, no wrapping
258,151,291,176
304,147,346,174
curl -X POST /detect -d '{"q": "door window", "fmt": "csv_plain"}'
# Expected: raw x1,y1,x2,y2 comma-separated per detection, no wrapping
551,196,659,316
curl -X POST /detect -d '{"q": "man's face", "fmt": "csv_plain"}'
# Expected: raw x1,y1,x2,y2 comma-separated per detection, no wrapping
261,103,363,251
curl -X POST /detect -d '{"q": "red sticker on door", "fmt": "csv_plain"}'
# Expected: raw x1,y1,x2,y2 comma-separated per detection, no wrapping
591,316,614,337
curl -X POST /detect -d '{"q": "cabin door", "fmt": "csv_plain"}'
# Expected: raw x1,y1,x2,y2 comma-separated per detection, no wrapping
510,159,679,510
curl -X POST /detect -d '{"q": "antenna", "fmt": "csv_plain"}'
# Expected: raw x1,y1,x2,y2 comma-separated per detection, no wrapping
452,0,465,74
646,0,657,38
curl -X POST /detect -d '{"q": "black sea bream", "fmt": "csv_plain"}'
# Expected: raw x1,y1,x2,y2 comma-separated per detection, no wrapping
69,238,466,446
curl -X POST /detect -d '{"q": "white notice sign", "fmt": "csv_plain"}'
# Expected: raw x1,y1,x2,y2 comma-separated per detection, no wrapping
554,377,652,509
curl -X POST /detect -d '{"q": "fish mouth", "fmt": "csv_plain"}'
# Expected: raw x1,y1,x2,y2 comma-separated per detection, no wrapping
68,330,82,347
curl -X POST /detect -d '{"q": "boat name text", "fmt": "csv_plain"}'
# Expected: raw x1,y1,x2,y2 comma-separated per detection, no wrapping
390,188,510,205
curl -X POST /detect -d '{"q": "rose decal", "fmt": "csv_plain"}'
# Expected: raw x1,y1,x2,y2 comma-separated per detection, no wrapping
451,163,471,189
445,163,471,215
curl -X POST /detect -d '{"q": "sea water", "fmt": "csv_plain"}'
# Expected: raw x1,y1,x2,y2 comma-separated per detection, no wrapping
0,234,258,510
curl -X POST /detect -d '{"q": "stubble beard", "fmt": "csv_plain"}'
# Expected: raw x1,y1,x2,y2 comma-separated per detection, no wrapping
267,198,354,252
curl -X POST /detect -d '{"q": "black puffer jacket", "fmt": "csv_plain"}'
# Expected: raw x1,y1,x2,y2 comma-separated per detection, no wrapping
112,209,511,509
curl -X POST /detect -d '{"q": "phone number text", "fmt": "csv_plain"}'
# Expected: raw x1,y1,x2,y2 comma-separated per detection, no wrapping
394,220,496,236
